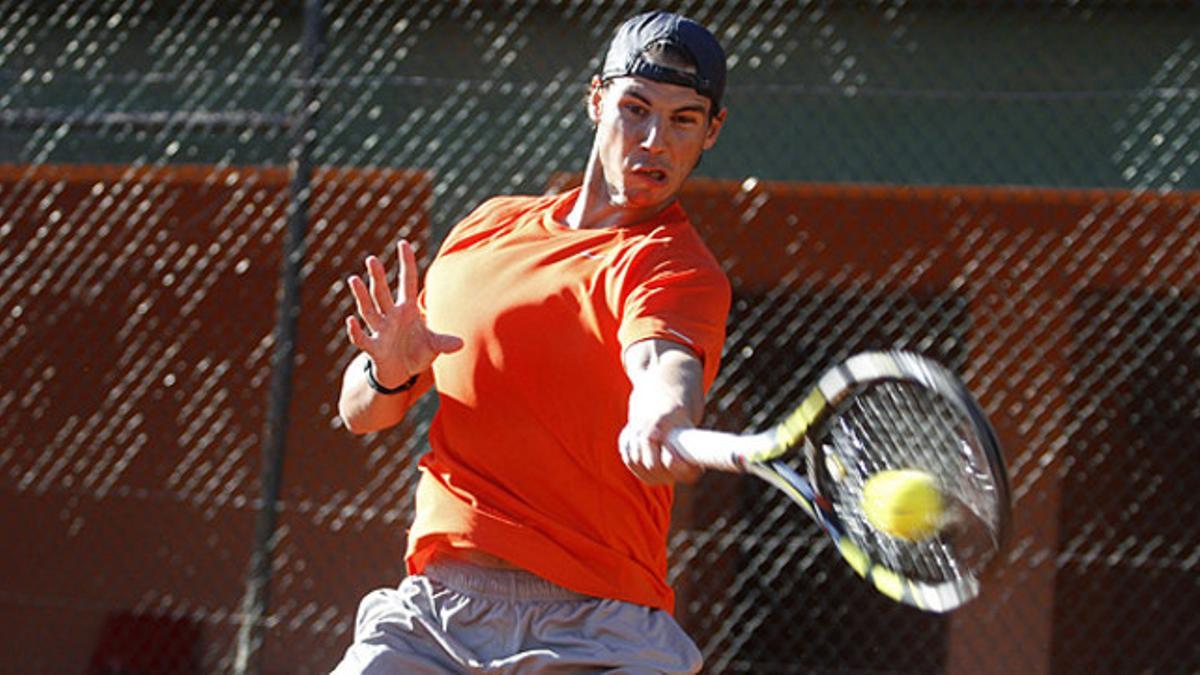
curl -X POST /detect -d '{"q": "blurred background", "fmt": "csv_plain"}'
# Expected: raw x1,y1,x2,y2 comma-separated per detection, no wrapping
1,1,1197,673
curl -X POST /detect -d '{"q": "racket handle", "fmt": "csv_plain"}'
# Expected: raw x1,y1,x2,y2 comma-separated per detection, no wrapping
668,428,754,473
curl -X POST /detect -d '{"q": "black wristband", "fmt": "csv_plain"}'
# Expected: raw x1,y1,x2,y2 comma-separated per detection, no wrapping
364,359,418,395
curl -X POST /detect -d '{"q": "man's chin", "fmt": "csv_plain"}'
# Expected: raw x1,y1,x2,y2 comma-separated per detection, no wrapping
618,184,677,210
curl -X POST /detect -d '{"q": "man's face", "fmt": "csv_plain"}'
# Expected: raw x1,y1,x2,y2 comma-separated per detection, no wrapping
589,76,726,210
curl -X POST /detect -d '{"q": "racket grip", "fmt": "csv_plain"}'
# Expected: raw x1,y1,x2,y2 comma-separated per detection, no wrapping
668,428,748,473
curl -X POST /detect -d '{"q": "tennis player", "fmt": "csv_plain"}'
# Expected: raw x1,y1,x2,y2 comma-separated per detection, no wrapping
332,11,730,673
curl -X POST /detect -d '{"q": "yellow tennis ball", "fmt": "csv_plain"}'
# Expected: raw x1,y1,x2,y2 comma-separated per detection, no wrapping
861,469,944,541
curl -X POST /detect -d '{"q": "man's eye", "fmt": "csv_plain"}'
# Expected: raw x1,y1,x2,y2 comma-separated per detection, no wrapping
625,104,647,116
674,116,699,126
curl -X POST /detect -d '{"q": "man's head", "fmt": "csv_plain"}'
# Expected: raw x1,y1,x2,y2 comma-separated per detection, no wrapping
601,11,727,114
587,11,728,211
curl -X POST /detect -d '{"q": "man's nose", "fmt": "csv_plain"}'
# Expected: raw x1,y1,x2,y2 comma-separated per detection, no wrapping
639,114,667,153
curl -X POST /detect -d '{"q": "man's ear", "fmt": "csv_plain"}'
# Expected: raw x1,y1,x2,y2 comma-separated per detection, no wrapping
587,75,605,124
702,107,727,151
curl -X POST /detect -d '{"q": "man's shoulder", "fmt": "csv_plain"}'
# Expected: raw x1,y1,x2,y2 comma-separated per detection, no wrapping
612,214,730,299
635,206,725,271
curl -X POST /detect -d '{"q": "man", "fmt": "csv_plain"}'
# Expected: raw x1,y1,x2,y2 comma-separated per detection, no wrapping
333,11,730,673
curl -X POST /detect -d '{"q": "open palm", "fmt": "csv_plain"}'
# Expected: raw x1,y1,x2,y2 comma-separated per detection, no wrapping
345,240,462,387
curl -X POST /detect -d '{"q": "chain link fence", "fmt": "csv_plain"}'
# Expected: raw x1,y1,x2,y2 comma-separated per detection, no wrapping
2,2,1198,673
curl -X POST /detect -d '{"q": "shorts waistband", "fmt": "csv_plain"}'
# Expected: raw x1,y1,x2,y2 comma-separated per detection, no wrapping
422,560,591,603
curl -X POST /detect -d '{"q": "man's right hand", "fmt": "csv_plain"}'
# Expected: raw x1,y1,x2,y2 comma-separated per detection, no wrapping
345,239,463,387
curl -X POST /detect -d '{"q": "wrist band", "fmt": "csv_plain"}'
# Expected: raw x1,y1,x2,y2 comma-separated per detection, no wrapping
364,359,418,394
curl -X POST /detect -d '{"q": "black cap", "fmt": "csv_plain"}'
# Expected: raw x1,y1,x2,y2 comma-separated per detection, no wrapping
600,11,727,111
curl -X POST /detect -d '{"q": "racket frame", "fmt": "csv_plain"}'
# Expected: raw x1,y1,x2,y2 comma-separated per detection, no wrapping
670,350,1011,612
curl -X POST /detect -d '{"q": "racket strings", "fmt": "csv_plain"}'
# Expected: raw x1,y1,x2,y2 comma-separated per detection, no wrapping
822,381,1002,585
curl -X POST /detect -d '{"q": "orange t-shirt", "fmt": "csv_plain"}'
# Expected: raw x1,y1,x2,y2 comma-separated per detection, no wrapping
406,188,731,613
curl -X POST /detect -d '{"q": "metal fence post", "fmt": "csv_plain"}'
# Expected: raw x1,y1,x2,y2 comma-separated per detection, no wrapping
233,1,325,673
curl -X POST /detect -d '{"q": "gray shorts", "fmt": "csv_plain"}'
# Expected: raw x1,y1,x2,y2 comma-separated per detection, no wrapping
330,560,703,674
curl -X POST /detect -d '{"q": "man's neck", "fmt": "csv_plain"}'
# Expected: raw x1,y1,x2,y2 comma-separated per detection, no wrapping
563,153,674,230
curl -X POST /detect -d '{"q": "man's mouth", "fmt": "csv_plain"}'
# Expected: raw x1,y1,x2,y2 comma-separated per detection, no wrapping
631,166,668,184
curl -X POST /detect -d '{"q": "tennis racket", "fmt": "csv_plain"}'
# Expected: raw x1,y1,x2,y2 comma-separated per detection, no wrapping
669,350,1011,612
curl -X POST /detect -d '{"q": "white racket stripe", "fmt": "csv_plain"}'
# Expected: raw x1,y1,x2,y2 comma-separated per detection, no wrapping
667,428,776,473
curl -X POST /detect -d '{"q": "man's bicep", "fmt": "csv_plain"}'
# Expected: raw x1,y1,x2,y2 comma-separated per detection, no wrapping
622,338,702,376
622,338,706,422
616,254,731,391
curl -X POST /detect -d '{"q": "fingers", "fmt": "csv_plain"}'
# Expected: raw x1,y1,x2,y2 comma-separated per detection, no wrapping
625,439,673,486
618,427,652,483
347,244,456,373
347,274,383,332
366,255,395,312
620,426,701,486
346,316,370,350
397,240,418,305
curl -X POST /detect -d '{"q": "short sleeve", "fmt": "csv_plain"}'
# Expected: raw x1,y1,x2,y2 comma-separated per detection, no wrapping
617,244,732,391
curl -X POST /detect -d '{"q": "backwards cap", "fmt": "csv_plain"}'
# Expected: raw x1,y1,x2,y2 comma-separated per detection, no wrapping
600,11,727,111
